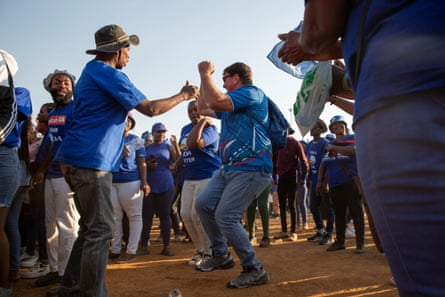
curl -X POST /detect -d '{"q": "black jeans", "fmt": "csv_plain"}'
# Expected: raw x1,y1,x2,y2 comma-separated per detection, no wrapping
330,181,365,247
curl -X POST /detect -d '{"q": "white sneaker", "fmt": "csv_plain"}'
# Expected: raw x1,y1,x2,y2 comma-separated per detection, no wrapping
289,232,298,242
250,237,258,246
21,262,49,279
187,251,202,266
21,252,39,268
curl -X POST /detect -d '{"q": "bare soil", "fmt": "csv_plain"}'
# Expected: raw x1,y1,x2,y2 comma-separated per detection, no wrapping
12,215,398,297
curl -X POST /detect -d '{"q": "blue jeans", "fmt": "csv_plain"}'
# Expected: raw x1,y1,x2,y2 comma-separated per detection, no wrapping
58,164,113,297
0,146,19,208
195,169,270,269
308,187,334,233
5,186,26,272
355,89,445,297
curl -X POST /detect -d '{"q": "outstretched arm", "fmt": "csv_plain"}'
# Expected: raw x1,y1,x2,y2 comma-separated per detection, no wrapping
135,81,199,117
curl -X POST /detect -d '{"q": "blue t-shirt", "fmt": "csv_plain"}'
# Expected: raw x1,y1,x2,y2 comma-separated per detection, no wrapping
145,142,174,193
342,0,445,124
36,102,74,178
54,60,146,172
112,134,146,183
306,138,328,186
178,122,221,181
216,85,272,173
322,134,357,188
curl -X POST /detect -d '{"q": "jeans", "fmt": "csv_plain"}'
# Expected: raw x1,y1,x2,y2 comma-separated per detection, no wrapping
195,169,270,269
58,164,113,297
309,187,334,233
296,183,307,226
180,179,212,255
329,181,364,247
355,91,445,297
45,177,79,276
277,175,296,233
141,186,175,247
247,185,270,239
0,146,19,207
5,186,26,271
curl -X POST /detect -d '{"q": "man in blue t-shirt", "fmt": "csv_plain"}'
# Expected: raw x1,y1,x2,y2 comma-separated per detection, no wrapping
306,119,335,245
54,24,199,297
195,61,272,289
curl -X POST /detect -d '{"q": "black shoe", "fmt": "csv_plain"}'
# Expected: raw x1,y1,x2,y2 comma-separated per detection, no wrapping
36,272,60,287
196,252,235,272
259,237,270,248
319,233,332,245
327,241,346,252
307,232,324,242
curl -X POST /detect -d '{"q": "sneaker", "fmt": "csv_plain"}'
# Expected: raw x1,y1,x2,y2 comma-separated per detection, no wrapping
289,232,298,242
35,271,60,287
188,251,202,266
161,246,175,256
327,241,346,252
307,232,324,242
116,253,136,264
227,266,269,288
196,253,235,272
21,252,39,268
21,262,50,279
259,237,270,248
136,246,150,256
319,233,332,245
250,237,258,246
274,232,288,239
303,223,309,230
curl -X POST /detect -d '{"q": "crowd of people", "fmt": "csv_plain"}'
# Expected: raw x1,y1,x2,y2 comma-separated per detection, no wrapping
1,2,444,295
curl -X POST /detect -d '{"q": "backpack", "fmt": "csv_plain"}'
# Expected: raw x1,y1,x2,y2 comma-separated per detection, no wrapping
267,98,289,152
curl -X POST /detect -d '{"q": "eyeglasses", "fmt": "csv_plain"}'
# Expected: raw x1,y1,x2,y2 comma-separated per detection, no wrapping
222,75,233,82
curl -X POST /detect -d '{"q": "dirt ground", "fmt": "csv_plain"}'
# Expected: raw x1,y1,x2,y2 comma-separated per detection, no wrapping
11,214,398,297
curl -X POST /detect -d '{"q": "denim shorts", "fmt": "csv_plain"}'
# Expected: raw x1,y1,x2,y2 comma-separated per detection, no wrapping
0,146,20,207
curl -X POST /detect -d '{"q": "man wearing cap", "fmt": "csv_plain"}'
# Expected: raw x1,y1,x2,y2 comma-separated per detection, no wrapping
194,61,272,288
54,24,198,297
306,119,335,245
30,70,79,293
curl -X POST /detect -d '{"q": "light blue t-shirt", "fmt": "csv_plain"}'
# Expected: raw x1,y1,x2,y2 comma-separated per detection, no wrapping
54,60,146,172
179,122,221,181
215,85,272,173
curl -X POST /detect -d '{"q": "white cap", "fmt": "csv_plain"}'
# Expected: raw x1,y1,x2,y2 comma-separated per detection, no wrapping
0,50,18,87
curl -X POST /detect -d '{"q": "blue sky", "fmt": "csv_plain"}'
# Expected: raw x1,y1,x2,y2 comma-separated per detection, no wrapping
2,0,352,140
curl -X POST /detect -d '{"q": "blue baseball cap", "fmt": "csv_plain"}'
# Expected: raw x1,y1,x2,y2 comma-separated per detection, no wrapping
152,122,167,132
